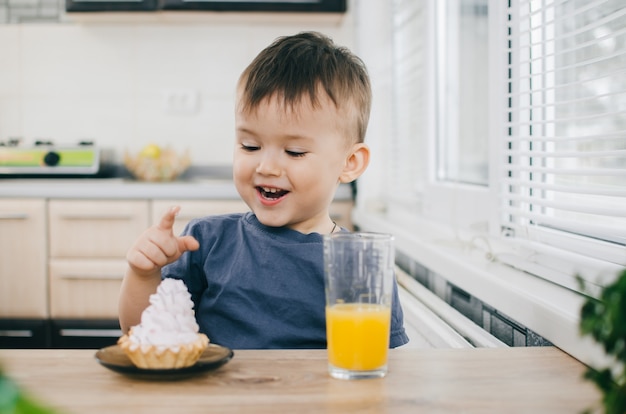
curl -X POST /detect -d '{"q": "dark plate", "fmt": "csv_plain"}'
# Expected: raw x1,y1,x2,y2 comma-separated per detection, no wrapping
95,343,234,380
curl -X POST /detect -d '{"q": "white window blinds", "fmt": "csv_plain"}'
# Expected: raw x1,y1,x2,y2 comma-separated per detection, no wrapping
505,0,626,269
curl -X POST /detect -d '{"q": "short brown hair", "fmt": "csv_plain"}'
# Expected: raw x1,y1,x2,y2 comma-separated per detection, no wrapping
237,31,371,143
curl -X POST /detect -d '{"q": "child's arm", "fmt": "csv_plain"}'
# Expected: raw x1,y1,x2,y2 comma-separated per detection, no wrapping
118,206,200,333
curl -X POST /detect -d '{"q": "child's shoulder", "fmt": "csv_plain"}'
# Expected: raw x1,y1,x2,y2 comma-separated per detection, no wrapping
183,211,249,237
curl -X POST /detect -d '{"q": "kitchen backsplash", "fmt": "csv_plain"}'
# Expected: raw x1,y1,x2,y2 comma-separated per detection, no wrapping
0,5,354,165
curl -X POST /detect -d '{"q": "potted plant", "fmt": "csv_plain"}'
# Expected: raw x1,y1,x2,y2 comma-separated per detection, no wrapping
579,268,626,414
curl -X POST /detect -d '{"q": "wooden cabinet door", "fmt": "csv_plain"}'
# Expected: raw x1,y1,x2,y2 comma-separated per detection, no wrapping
0,199,47,318
49,200,149,258
48,259,125,318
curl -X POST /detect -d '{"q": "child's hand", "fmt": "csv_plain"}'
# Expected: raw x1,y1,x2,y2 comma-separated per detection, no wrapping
126,206,200,277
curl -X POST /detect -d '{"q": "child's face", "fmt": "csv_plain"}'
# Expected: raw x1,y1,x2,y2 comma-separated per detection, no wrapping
233,92,354,234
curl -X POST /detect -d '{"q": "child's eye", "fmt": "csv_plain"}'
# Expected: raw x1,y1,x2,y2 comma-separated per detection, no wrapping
286,150,307,158
241,144,260,152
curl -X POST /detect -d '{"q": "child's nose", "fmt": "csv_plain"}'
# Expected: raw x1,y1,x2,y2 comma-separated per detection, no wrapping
255,153,282,176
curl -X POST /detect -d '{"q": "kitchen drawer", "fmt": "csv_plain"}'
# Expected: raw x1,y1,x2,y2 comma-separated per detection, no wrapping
0,199,48,318
50,319,121,349
49,259,125,319
151,199,249,236
0,319,50,349
49,200,149,258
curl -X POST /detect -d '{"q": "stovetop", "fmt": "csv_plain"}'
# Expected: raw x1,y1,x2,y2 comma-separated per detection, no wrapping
0,138,115,177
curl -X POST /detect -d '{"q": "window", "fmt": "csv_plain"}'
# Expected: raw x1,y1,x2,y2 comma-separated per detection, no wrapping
504,0,626,288
387,0,492,229
375,0,625,293
436,0,490,185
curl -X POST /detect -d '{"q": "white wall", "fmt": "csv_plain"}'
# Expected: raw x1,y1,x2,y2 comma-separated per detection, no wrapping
0,10,355,166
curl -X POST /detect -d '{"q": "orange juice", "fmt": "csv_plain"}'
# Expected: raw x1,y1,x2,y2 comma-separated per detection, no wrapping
326,303,391,371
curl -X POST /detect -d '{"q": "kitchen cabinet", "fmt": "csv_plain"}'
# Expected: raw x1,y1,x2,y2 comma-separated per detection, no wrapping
47,200,150,347
47,200,150,319
48,200,149,259
66,0,157,12
0,200,48,348
48,259,127,319
160,0,346,12
66,0,345,13
47,200,149,314
0,199,47,318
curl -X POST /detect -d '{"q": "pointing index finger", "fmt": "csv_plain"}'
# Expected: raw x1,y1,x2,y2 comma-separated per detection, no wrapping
157,205,181,232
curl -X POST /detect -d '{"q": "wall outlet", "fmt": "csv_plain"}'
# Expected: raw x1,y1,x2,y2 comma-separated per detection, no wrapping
161,89,200,114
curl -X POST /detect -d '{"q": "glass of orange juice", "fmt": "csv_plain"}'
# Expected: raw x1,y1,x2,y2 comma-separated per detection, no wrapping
323,232,394,380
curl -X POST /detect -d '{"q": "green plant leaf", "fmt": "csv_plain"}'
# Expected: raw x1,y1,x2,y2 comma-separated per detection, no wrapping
579,268,626,414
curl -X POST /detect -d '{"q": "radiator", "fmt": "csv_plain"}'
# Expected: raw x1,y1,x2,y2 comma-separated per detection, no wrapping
396,267,506,349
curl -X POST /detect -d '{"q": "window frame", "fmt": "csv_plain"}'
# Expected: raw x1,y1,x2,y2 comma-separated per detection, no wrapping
353,0,623,366
379,0,624,292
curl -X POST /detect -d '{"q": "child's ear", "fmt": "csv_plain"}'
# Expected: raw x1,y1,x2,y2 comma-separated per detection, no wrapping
339,143,370,183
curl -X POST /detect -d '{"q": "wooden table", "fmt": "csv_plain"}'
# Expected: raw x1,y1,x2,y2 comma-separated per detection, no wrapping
0,347,599,413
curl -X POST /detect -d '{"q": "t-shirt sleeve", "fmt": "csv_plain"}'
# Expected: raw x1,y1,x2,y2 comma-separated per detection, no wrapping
390,279,410,348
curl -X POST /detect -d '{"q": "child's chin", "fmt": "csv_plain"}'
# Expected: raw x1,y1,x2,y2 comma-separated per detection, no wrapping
253,212,288,228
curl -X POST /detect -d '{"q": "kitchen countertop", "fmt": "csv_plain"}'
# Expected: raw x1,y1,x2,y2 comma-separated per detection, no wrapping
0,178,353,200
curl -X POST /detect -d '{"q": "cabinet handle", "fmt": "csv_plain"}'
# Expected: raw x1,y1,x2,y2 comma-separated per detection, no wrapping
58,273,123,280
0,329,33,337
59,214,134,220
59,328,122,337
0,213,29,220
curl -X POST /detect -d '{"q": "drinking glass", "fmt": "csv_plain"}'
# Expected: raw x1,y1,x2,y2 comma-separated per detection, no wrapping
323,232,395,380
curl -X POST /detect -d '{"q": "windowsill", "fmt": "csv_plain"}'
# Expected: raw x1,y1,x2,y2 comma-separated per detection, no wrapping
353,208,609,368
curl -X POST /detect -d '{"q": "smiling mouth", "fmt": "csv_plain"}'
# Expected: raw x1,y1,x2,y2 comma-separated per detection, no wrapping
257,186,289,200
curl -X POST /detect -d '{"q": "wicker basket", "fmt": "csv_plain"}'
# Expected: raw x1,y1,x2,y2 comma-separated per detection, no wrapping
124,147,191,182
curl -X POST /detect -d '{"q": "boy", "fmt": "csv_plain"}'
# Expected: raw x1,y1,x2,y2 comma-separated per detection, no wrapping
119,31,409,349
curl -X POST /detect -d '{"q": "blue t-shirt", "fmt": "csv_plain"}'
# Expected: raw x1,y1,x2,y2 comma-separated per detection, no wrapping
162,212,409,349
